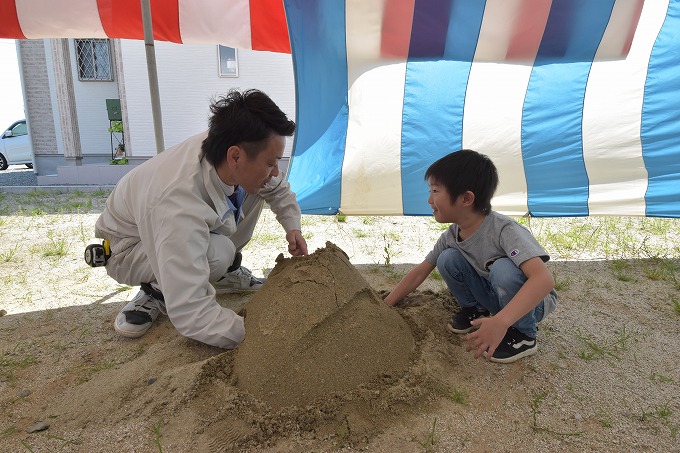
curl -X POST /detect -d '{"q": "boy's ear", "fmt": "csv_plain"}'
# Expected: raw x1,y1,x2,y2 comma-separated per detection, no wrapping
461,190,475,207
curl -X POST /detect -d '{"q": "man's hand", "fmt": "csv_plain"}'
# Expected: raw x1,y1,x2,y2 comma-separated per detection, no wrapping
286,229,308,256
464,316,508,360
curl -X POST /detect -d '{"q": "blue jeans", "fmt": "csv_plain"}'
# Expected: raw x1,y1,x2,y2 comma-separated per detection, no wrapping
436,248,549,337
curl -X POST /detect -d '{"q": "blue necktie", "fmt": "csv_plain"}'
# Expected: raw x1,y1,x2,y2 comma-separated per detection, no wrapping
227,187,241,222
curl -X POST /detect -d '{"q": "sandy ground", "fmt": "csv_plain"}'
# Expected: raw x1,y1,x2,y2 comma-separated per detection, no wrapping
0,194,679,452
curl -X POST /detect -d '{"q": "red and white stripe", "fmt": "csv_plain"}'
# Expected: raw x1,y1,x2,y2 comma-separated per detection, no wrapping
0,0,291,52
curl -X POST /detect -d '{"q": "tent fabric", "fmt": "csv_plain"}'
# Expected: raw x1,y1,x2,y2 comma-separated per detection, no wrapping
0,0,291,52
286,0,680,218
1,0,679,217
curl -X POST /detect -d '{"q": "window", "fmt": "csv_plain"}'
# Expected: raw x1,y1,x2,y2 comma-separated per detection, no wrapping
218,46,239,77
75,39,113,81
11,121,27,136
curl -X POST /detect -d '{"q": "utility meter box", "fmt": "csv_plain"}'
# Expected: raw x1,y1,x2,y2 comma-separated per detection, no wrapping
106,99,122,121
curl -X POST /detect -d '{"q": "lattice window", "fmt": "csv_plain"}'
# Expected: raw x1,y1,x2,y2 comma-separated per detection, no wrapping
75,39,113,81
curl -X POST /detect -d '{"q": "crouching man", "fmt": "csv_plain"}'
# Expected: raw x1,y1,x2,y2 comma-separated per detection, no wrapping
93,89,308,348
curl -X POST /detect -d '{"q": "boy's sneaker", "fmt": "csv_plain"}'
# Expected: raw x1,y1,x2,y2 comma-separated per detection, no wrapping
114,283,166,338
485,327,537,363
213,266,266,294
446,307,490,334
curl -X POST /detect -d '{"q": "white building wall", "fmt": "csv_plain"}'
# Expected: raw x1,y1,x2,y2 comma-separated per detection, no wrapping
119,40,296,157
68,39,120,156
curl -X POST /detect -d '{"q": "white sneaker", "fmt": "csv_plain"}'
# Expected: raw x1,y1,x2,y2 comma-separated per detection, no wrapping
213,267,266,294
114,284,166,338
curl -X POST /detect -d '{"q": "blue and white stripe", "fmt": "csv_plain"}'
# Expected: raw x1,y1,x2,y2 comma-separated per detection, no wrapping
286,0,680,218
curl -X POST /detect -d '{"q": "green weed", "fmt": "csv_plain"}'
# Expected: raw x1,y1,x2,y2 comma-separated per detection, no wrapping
335,418,350,446
380,232,401,268
612,259,634,281
46,434,80,449
552,271,570,291
430,269,443,282
0,345,39,383
0,244,21,262
0,426,18,439
575,325,634,361
20,439,35,452
671,297,680,315
445,387,469,405
353,228,369,238
152,418,164,452
650,372,674,383
418,418,438,453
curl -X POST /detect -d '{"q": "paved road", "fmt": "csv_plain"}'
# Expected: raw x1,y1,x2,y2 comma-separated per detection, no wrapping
0,165,38,186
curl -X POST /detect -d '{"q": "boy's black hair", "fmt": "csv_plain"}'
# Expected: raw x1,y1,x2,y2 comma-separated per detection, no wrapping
201,89,295,167
424,149,499,214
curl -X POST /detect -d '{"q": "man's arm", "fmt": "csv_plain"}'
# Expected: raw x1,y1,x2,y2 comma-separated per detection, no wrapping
260,175,308,255
384,260,436,306
466,256,554,359
260,175,302,232
141,197,245,349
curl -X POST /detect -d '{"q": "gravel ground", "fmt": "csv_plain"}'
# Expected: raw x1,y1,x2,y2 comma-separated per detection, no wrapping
0,192,679,452
0,165,37,186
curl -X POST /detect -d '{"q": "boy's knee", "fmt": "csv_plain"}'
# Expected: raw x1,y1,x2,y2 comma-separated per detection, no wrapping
436,248,466,274
488,258,525,288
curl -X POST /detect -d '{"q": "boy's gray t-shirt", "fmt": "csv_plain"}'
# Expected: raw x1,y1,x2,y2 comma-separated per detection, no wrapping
425,211,549,279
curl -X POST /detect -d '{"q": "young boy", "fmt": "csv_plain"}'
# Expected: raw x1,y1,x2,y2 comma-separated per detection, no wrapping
384,150,557,363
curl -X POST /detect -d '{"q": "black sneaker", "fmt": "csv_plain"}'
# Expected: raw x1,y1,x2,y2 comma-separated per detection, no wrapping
486,327,537,363
446,307,490,334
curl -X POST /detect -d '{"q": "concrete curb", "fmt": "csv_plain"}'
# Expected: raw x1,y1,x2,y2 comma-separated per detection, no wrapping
0,185,115,194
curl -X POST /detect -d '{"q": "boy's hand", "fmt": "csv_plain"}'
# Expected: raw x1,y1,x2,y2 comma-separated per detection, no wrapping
464,317,508,360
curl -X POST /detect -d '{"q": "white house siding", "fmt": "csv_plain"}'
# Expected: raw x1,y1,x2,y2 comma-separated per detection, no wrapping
119,40,296,157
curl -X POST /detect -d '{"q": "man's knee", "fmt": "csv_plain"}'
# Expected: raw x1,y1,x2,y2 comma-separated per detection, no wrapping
207,234,236,282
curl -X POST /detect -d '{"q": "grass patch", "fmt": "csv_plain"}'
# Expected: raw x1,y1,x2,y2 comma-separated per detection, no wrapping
42,231,69,258
0,244,21,263
575,325,634,361
0,345,39,383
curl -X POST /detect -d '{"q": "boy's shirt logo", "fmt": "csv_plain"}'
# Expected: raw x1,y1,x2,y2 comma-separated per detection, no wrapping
510,249,519,257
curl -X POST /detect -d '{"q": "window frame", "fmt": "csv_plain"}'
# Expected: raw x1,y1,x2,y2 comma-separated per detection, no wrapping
217,45,239,78
75,38,114,82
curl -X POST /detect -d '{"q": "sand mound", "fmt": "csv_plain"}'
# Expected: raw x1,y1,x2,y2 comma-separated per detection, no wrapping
232,242,415,408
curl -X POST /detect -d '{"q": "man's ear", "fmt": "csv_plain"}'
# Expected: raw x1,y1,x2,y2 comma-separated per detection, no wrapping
461,190,475,207
226,145,241,166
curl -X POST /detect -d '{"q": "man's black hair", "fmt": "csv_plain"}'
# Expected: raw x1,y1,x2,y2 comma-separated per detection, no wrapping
201,89,295,167
424,149,499,214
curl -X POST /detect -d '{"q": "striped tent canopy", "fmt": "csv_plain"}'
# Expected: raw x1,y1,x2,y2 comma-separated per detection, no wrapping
2,0,679,217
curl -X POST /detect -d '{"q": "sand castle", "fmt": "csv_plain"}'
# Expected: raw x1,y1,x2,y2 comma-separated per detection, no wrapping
233,242,415,408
